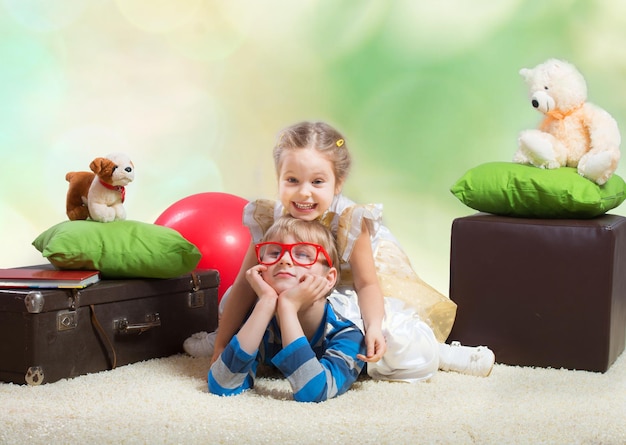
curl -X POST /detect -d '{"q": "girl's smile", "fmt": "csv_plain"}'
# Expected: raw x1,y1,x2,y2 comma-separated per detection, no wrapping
292,202,317,210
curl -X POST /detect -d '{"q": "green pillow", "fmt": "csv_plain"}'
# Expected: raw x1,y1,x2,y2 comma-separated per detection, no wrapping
450,162,626,218
32,220,202,279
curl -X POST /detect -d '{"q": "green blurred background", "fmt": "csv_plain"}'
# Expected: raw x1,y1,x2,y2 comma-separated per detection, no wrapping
2,0,625,294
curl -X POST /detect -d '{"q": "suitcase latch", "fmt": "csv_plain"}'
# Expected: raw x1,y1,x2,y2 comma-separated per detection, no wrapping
190,272,201,291
57,310,78,331
188,290,206,308
114,313,161,335
68,289,81,311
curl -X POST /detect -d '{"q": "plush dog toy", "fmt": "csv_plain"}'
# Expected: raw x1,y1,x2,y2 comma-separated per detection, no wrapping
513,58,621,185
65,152,135,222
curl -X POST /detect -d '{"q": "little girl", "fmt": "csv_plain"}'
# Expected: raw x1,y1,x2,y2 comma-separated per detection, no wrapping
186,121,495,380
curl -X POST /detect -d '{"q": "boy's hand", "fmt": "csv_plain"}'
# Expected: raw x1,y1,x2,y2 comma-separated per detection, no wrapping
279,274,329,312
357,327,387,362
245,264,279,302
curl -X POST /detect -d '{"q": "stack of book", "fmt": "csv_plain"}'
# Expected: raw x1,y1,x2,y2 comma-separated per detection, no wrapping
0,268,100,289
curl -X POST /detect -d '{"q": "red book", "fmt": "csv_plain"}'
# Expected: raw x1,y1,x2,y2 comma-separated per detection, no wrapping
0,268,100,289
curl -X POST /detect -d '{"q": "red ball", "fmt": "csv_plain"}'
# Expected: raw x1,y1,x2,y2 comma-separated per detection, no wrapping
155,192,251,301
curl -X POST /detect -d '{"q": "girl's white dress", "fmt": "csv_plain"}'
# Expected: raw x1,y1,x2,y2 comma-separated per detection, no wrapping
244,194,457,382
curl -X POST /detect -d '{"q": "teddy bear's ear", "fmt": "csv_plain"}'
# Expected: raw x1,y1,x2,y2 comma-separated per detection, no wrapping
519,68,531,80
89,157,108,175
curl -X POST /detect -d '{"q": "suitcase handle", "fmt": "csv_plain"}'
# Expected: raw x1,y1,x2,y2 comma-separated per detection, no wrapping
114,313,161,335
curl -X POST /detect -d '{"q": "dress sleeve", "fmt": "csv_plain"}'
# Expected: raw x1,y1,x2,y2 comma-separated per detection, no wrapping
242,199,281,243
336,203,383,263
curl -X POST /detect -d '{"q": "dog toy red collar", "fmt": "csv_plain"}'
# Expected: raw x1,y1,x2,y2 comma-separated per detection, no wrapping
98,179,126,202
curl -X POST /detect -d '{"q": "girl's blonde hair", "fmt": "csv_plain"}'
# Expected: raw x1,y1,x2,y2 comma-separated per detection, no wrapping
262,216,340,279
273,121,352,187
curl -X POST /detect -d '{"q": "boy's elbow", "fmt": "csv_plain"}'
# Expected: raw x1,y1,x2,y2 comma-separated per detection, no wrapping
208,374,247,397
292,379,342,403
293,391,327,403
208,368,249,397
207,372,227,396
293,385,350,403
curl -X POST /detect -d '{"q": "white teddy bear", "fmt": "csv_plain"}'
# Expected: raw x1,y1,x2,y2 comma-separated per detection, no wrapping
513,58,621,185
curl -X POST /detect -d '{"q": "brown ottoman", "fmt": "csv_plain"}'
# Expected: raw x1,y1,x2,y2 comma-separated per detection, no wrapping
448,213,626,372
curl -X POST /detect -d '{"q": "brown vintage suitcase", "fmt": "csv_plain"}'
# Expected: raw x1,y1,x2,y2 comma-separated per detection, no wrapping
0,269,219,385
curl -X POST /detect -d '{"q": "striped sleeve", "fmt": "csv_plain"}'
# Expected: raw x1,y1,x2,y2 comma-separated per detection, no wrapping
208,335,258,396
270,306,365,403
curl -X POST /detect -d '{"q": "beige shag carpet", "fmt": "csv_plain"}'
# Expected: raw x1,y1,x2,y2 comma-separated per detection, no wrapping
2,351,625,445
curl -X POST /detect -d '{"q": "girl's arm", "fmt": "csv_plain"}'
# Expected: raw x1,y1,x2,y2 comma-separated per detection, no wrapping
210,242,260,364
208,265,278,397
349,221,387,362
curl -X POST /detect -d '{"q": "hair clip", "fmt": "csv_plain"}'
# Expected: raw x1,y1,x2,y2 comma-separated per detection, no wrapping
336,139,344,147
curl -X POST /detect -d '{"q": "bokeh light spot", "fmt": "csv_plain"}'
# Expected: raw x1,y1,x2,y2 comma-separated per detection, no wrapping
115,0,203,33
3,0,91,32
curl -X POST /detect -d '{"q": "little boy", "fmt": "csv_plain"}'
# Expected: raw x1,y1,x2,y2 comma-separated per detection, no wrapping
208,216,365,402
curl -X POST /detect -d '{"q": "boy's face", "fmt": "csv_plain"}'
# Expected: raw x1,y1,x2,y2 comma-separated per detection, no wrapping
259,235,335,294
276,148,338,221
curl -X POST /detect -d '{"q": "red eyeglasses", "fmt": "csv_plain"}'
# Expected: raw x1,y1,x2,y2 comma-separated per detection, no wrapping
255,242,333,268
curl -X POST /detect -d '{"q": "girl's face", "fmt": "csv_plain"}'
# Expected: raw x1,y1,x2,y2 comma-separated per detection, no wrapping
277,148,339,221
259,235,334,294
